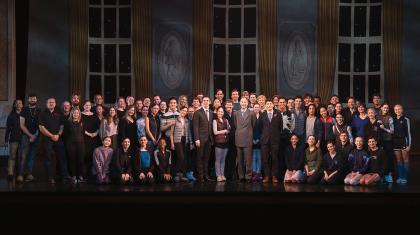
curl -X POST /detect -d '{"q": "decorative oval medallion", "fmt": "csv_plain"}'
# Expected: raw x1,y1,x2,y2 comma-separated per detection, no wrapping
158,30,187,89
282,31,311,90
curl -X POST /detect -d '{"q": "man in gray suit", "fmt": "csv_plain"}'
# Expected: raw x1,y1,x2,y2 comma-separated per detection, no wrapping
233,97,256,182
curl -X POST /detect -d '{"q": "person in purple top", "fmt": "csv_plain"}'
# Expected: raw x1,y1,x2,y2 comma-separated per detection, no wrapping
92,136,114,184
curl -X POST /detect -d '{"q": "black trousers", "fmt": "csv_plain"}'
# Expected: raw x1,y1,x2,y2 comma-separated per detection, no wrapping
174,136,187,174
164,136,177,176
383,140,395,174
261,142,280,178
66,141,85,177
44,138,69,180
225,138,237,180
278,136,290,179
306,171,323,184
320,172,343,185
84,136,99,177
196,140,212,179
187,147,196,172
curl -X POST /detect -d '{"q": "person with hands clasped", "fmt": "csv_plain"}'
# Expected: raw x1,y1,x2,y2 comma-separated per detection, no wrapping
133,136,155,184
213,106,230,182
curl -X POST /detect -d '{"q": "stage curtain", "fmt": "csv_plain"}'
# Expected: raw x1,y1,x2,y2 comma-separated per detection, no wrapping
317,0,338,103
69,0,88,99
132,0,152,99
193,0,213,96
383,0,402,105
257,0,277,98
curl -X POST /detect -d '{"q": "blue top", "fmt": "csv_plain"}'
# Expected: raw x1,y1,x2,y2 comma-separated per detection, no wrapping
351,115,369,138
140,150,151,169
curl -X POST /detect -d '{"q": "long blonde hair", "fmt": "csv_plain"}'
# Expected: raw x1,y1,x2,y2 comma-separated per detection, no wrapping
69,107,82,123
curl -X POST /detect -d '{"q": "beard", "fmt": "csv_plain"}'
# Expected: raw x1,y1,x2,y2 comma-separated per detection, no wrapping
29,101,37,106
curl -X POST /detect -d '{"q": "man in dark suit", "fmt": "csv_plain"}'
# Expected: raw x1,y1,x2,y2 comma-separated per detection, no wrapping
260,100,283,183
193,96,214,182
233,98,256,182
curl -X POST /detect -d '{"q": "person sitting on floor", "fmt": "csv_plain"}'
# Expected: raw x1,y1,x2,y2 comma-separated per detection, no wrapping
284,134,305,183
360,137,385,186
110,137,133,184
132,136,155,184
321,141,346,185
344,137,370,185
304,135,323,184
153,138,173,183
92,136,114,184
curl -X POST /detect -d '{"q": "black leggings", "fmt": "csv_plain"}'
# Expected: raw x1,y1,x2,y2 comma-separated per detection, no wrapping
66,141,85,177
306,171,323,184
175,136,187,174
320,173,343,185
382,140,395,174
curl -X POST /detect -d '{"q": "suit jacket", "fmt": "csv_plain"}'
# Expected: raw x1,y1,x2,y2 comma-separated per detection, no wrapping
233,109,256,147
260,110,283,145
193,107,214,144
224,111,235,138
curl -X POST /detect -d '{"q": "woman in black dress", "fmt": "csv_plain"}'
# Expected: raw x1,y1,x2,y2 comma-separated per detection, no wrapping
64,108,85,184
116,97,127,120
118,105,138,151
81,100,100,177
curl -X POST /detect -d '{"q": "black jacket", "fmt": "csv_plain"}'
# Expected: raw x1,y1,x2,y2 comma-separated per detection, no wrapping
260,110,283,145
111,148,133,176
284,144,305,171
193,107,214,144
5,112,22,143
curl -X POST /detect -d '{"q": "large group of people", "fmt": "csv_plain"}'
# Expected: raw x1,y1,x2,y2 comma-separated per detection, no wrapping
4,89,412,186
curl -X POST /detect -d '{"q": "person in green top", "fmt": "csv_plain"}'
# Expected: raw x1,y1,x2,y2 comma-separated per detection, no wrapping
304,135,323,184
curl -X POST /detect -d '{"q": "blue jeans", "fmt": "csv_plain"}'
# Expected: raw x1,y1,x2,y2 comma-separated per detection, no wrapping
18,135,40,176
215,147,228,177
252,149,261,173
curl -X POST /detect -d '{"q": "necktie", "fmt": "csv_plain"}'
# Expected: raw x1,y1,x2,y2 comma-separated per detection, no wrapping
268,112,272,122
205,109,209,121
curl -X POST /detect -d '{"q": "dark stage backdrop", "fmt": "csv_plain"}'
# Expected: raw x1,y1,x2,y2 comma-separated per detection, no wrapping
277,0,317,97
26,0,69,105
152,0,192,101
401,0,420,118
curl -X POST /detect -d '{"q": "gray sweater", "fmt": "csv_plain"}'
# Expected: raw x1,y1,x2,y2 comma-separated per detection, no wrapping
172,117,192,144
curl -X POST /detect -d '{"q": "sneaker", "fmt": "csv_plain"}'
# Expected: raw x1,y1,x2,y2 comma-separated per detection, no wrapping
48,179,56,185
221,176,227,182
185,172,196,181
16,175,24,183
25,174,35,182
400,179,407,184
384,175,393,183
71,176,77,184
77,176,86,183
180,175,189,182
396,178,403,184
217,176,223,182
